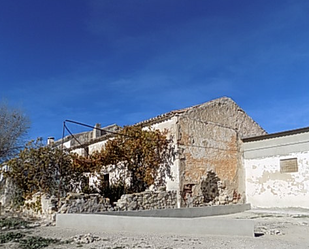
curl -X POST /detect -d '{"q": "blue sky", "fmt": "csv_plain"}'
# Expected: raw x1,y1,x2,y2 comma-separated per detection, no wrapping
1,0,309,142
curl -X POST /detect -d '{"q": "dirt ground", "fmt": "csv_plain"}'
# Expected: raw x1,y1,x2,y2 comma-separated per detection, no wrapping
2,209,309,249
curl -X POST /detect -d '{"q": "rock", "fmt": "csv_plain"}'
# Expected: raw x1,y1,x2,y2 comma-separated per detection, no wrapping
269,229,283,235
66,193,83,200
158,186,166,191
128,201,138,210
28,223,40,228
71,233,101,244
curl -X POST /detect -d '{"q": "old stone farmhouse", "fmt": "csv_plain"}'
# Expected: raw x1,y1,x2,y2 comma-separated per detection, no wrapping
53,97,309,209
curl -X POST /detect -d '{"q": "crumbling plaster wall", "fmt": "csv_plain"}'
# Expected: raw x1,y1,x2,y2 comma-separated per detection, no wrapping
244,131,309,208
245,153,309,208
177,97,265,206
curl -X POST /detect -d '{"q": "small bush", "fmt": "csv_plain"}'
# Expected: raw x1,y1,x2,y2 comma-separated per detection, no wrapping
0,231,25,243
0,231,63,249
0,217,30,230
19,236,62,249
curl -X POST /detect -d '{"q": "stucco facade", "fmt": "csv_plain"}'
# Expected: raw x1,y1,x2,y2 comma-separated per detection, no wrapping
243,128,309,208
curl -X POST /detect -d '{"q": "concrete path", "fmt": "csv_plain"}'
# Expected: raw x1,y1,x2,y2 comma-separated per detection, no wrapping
56,204,254,237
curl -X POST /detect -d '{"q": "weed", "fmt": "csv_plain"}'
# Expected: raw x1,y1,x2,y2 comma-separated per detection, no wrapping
0,217,30,230
0,232,25,243
19,236,62,249
0,231,64,249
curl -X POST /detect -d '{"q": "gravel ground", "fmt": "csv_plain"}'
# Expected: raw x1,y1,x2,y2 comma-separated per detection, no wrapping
2,210,309,249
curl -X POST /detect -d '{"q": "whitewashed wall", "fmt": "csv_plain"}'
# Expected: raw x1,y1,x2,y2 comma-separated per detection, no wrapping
89,140,108,154
243,131,309,208
145,116,181,207
147,117,179,192
71,148,85,156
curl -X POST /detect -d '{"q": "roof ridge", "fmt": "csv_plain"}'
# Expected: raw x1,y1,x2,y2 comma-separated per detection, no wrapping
135,97,233,126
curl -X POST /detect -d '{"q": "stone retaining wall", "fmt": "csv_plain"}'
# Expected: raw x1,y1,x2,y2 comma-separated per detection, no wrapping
115,190,177,211
185,192,241,208
58,193,113,213
21,190,177,221
20,189,240,222
22,192,57,221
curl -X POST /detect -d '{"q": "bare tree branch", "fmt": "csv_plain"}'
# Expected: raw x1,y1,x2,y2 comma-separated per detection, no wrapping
0,102,30,163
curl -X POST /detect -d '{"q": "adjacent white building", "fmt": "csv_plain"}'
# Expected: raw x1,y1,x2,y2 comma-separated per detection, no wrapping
243,127,309,208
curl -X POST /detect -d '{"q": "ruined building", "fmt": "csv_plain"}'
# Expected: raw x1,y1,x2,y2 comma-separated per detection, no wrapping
53,97,309,209
57,97,267,208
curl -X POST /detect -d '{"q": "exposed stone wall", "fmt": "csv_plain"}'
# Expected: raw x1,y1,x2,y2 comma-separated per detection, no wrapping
0,178,15,207
18,185,245,223
183,97,266,139
19,193,113,221
177,97,265,207
114,190,177,211
58,193,113,213
20,190,177,221
22,193,58,221
183,170,242,207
